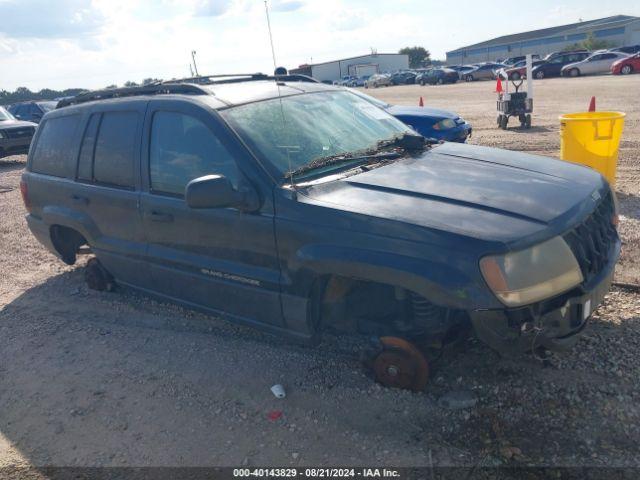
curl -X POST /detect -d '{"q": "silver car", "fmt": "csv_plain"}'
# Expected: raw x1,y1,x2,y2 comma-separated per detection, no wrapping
364,73,392,88
462,63,506,81
561,52,629,77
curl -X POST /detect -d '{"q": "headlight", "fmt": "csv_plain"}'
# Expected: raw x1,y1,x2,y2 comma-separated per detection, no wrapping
433,119,456,130
480,236,583,307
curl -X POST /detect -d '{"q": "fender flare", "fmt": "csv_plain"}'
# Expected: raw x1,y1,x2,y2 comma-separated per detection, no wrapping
290,244,487,310
41,205,100,246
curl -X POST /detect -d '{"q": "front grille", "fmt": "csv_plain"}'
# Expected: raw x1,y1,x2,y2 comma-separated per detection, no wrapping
4,127,35,139
563,191,617,284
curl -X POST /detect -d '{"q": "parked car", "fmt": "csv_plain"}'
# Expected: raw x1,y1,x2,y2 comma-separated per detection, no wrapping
502,54,540,65
7,101,57,124
21,78,619,389
499,60,546,80
347,88,471,142
416,68,458,85
0,106,37,158
347,75,370,87
531,52,591,79
561,51,629,77
389,71,417,85
611,52,640,75
610,44,640,55
364,73,391,88
462,63,506,81
544,50,589,61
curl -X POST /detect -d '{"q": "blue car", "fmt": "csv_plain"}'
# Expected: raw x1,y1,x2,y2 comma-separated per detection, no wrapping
348,88,471,142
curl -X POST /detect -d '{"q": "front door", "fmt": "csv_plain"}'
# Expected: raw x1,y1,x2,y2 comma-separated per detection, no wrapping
139,99,283,328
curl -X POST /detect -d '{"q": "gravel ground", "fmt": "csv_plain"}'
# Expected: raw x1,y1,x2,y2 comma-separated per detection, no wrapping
0,75,639,471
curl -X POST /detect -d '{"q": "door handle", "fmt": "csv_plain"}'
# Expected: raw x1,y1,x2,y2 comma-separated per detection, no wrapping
149,211,174,223
70,194,90,205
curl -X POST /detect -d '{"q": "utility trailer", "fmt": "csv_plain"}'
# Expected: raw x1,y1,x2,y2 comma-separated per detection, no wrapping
496,54,534,129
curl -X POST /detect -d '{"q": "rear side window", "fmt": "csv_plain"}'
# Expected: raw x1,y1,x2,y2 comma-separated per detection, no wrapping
30,115,80,177
149,111,239,196
93,111,139,188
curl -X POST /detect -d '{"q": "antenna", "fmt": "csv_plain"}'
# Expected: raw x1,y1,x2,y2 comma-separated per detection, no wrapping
264,0,278,73
264,0,296,191
189,63,194,77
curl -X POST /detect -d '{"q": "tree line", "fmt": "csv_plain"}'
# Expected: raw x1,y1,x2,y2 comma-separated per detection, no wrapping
0,78,164,106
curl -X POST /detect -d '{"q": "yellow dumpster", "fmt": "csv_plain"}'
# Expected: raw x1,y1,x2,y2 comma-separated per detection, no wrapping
559,111,625,187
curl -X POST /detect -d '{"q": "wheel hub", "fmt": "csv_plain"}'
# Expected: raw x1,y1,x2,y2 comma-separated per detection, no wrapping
372,337,430,391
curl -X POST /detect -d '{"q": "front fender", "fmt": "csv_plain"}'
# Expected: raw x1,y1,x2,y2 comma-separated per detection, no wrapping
288,244,494,310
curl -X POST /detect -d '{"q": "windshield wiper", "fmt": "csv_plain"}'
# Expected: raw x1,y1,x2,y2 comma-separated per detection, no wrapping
285,151,402,179
285,132,432,180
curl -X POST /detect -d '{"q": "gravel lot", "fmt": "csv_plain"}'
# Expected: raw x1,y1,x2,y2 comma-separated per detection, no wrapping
0,75,639,471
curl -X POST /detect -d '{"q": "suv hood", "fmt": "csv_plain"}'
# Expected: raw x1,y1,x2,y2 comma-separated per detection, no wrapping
299,142,605,245
386,105,457,119
0,119,37,129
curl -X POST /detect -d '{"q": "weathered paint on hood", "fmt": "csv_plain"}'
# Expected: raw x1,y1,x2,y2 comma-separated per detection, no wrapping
298,142,606,245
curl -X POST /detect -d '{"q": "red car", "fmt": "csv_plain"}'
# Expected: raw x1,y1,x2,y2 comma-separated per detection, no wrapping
501,60,545,80
611,53,640,74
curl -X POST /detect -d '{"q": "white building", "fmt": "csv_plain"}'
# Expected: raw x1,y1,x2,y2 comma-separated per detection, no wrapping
289,53,409,82
447,15,640,65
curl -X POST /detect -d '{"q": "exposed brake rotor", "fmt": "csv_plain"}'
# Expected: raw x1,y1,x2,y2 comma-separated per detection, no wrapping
372,336,429,391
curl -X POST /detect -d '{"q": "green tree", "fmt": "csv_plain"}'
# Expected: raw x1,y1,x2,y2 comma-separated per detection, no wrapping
561,32,613,52
399,46,431,68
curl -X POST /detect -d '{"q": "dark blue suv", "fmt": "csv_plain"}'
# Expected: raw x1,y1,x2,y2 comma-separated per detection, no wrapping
20,75,620,389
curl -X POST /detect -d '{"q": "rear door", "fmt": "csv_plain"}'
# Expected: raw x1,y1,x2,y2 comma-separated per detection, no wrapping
139,99,283,327
72,103,150,288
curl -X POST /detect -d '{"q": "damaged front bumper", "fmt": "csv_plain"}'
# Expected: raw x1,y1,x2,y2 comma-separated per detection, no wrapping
470,263,615,357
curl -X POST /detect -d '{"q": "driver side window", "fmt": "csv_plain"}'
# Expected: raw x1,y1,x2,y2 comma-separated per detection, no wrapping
149,111,240,196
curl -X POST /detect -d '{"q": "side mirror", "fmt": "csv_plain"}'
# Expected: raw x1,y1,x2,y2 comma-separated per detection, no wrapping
185,175,259,211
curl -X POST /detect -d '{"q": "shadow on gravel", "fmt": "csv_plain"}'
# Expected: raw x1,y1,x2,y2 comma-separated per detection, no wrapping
506,125,553,134
0,161,25,173
616,191,640,221
0,268,638,469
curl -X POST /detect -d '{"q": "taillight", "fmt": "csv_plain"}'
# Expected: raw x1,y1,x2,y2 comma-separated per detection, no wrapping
20,180,31,212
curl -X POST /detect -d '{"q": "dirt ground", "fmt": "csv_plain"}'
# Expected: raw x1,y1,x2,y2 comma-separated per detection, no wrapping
0,75,639,473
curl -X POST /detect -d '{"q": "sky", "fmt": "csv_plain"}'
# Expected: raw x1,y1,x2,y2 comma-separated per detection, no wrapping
0,0,638,91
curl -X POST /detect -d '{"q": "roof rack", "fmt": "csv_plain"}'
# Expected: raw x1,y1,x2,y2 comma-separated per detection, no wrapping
56,73,321,109
164,73,320,86
56,83,209,109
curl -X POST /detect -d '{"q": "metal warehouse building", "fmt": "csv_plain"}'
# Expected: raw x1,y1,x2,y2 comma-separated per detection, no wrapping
447,15,640,65
289,53,409,83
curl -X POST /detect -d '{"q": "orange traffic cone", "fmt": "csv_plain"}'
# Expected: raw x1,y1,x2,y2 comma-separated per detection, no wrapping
588,96,596,112
418,96,424,107
495,77,503,93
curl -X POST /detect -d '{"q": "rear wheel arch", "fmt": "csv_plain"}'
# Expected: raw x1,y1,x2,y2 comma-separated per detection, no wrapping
50,224,88,265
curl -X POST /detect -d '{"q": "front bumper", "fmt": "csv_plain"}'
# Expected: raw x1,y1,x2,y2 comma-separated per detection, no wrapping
445,124,472,143
469,242,618,356
0,136,32,156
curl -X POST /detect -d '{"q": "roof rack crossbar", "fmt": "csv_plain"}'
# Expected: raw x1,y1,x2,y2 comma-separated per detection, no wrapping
56,83,209,108
164,73,319,86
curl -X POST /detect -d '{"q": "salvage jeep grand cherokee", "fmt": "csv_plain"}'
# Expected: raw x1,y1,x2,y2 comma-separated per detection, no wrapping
20,75,620,390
